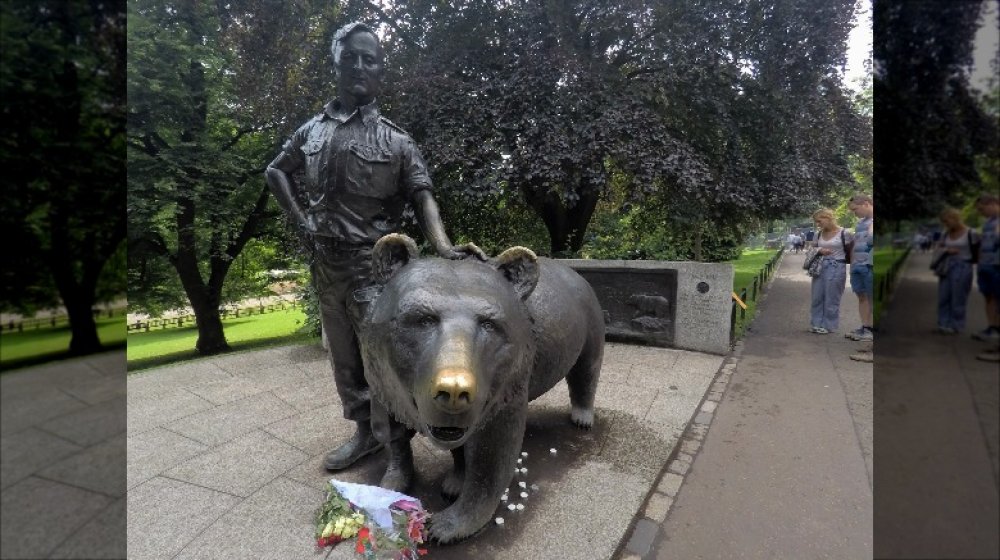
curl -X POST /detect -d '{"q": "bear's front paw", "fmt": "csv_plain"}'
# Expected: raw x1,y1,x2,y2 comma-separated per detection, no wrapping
571,406,594,429
428,506,485,544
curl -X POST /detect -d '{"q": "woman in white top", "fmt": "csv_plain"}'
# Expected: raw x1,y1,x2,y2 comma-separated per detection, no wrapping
810,208,854,334
935,207,979,334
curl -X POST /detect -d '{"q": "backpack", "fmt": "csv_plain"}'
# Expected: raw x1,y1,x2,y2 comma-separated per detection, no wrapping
841,229,854,265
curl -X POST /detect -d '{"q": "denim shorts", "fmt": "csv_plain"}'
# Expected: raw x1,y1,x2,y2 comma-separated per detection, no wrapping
850,264,874,296
977,265,1000,298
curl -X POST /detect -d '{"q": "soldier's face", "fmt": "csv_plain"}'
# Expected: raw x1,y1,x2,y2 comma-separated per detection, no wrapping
336,32,383,103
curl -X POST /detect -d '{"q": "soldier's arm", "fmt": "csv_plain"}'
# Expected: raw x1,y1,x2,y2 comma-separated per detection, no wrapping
413,190,486,261
265,150,308,227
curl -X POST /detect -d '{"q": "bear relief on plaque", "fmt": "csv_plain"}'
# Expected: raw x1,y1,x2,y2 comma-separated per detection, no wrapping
627,294,672,333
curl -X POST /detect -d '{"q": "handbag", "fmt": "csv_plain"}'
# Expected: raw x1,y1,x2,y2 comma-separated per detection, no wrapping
804,248,823,277
930,251,949,277
807,255,824,277
803,247,820,270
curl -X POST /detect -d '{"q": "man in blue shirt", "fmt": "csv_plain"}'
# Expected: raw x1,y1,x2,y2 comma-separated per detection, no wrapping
973,193,1000,361
846,194,875,343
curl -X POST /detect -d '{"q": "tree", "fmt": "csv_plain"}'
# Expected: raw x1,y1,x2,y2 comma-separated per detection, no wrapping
364,0,869,256
126,0,340,354
0,0,126,354
874,0,998,228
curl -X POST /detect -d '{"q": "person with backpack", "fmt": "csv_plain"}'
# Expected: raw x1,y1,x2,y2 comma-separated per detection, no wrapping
934,207,979,334
845,194,875,343
809,208,854,334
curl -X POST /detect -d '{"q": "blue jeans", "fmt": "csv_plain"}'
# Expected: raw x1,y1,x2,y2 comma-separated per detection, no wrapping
937,258,973,330
811,258,847,331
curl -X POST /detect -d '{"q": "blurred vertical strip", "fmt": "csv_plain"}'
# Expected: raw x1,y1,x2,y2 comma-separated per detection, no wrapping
0,0,126,558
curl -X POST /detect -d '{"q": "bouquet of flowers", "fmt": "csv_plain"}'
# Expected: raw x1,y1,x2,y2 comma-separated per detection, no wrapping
315,480,429,559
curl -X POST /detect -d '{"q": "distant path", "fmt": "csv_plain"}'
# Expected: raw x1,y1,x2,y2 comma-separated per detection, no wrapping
650,250,874,558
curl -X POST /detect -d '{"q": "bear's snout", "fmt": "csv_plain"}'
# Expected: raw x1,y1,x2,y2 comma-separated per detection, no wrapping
431,368,477,413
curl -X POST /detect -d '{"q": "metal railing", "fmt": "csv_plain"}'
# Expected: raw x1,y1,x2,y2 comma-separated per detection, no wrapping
2,307,123,333
126,300,301,333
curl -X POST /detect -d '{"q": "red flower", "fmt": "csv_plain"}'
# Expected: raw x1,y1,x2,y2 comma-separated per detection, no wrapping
355,527,371,554
418,548,429,556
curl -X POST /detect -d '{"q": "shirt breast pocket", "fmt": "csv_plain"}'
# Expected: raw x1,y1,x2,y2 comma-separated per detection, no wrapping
347,142,397,197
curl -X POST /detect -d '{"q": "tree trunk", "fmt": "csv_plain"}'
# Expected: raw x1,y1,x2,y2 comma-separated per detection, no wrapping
521,178,600,257
65,299,101,355
693,228,703,262
189,291,229,355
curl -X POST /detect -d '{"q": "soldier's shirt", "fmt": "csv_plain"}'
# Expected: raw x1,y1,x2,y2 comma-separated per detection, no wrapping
281,99,432,247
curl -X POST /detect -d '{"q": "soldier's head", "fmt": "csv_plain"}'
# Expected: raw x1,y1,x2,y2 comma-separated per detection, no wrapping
331,22,384,105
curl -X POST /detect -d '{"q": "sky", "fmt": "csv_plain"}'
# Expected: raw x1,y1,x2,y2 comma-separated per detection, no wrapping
844,0,873,91
971,0,1000,92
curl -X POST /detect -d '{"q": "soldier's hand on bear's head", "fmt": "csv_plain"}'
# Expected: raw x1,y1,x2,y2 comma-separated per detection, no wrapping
441,242,488,262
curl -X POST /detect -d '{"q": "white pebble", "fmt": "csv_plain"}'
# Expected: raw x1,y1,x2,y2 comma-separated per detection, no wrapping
516,503,525,510
521,451,528,457
518,481,527,488
504,487,509,493
520,492,528,498
520,468,528,474
514,468,519,474
516,458,522,464
501,494,508,501
507,504,516,511
495,517,505,525
530,484,539,491
550,448,557,455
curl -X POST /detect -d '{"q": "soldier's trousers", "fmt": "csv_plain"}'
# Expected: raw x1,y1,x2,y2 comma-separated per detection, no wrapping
312,253,411,445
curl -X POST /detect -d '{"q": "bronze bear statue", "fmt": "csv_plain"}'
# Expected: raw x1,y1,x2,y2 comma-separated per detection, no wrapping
358,233,605,543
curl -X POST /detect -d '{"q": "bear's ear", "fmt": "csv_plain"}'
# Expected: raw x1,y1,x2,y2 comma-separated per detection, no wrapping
372,233,419,284
493,246,539,300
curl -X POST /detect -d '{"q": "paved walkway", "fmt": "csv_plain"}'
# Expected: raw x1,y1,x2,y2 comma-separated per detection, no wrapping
643,250,875,559
123,341,722,559
630,249,998,560
872,250,999,558
0,351,126,559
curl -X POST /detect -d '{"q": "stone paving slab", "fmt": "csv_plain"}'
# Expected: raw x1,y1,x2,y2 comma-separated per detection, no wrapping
163,391,297,446
127,428,208,491
123,341,722,559
127,477,241,560
1,351,127,559
171,477,330,560
163,430,308,497
38,395,128,447
0,477,114,559
1,427,82,491
49,498,127,559
38,434,128,498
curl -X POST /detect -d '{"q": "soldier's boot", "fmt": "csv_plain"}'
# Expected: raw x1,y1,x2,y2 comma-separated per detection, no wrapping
323,422,383,471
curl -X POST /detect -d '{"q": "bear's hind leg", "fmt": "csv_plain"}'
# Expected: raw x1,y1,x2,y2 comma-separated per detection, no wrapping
441,446,465,501
567,340,602,429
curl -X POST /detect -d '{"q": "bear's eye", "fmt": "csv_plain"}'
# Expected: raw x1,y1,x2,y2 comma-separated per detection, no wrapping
416,313,439,328
479,318,499,332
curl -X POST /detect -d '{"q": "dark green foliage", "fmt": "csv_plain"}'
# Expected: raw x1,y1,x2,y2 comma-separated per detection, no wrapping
371,0,869,256
1,0,126,354
126,0,338,354
874,0,998,227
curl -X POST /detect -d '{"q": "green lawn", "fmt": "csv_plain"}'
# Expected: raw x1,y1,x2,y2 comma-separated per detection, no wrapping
0,315,127,371
730,248,783,340
872,246,910,324
126,307,312,371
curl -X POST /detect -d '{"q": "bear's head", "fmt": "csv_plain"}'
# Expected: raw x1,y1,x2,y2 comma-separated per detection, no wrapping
359,234,540,450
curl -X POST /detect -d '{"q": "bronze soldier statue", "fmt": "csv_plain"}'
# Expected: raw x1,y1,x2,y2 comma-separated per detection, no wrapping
265,22,481,489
